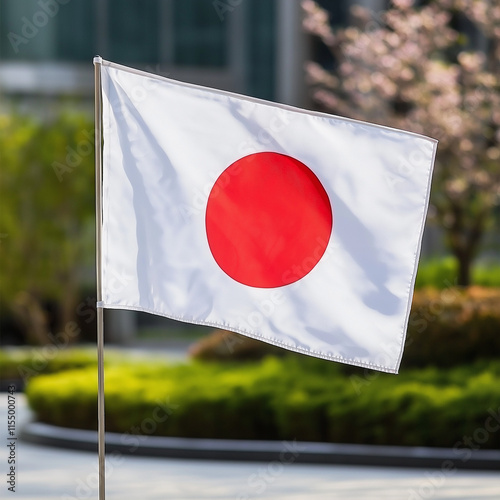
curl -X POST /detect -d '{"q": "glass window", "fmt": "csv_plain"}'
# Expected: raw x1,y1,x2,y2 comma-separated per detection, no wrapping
0,0,95,62
245,0,276,100
0,0,231,67
173,0,227,67
0,0,57,60
107,0,160,64
55,1,96,62
316,0,350,27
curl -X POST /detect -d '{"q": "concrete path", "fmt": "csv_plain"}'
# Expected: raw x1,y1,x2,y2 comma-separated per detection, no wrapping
2,395,499,500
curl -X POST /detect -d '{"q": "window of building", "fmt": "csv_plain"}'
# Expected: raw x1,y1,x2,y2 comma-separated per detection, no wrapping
0,0,229,67
0,0,279,101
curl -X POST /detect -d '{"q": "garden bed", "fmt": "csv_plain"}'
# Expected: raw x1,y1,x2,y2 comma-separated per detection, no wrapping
25,356,500,449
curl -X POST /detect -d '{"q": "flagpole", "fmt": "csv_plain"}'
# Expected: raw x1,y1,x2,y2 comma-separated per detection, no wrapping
93,55,106,500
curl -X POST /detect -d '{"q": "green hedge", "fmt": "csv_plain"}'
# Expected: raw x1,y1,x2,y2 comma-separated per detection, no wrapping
403,286,500,368
25,357,500,448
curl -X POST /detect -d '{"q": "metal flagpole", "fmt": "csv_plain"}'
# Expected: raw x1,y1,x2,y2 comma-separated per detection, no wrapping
93,55,106,500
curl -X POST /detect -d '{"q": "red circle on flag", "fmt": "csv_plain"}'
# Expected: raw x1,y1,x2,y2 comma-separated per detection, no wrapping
205,152,333,288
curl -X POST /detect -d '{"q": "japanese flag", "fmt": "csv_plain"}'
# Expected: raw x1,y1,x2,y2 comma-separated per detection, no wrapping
99,59,437,373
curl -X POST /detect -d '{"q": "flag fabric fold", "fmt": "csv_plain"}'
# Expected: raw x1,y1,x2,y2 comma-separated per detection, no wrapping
100,59,437,373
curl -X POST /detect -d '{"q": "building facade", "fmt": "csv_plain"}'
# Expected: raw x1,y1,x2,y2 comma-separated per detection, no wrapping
1,0,322,105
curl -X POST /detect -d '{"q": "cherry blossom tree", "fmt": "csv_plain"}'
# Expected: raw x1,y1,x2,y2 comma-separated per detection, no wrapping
302,0,500,286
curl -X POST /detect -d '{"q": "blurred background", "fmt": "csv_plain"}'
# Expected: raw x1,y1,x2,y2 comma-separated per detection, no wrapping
1,0,500,464
0,0,311,346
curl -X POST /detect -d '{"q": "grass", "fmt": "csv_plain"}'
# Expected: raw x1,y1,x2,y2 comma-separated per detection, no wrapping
415,257,500,288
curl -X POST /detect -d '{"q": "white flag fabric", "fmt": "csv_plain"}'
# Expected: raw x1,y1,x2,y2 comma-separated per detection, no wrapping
100,59,437,373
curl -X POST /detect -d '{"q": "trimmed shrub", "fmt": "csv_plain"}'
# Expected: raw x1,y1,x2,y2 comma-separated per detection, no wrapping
25,357,500,448
189,329,286,361
404,286,500,368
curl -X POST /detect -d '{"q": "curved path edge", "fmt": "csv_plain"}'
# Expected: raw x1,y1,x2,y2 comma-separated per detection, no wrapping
21,421,500,471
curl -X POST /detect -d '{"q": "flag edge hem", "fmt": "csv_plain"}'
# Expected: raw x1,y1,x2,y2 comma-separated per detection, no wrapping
99,59,438,145
100,302,399,374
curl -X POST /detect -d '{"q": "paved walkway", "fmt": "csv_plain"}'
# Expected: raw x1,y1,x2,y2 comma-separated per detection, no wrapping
2,395,500,499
